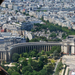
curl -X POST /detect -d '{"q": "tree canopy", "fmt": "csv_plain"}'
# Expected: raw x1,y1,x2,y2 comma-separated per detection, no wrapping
12,53,20,62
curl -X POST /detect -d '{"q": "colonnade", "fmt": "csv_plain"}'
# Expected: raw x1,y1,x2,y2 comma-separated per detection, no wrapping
10,44,61,61
11,45,53,54
0,42,62,62
0,52,6,60
0,51,6,64
0,51,11,64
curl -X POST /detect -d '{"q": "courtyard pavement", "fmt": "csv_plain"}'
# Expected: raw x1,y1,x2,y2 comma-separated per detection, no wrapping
62,55,75,70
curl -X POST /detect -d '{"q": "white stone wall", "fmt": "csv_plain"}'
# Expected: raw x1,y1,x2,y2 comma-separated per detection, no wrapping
63,46,67,53
61,45,64,52
71,46,74,54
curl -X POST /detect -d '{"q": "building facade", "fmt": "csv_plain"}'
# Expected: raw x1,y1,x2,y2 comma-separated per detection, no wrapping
61,35,75,55
0,35,75,63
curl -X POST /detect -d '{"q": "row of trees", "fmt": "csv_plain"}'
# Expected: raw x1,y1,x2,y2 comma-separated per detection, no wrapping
55,61,63,75
32,21,75,38
29,36,48,42
28,36,61,42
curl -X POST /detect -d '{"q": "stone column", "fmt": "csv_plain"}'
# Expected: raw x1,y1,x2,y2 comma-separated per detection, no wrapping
44,45,45,51
31,46,32,50
29,46,30,51
43,45,44,50
32,46,33,50
40,45,41,51
74,46,75,54
49,45,50,51
23,47,24,52
5,52,7,61
20,47,23,53
3,52,5,60
71,46,74,54
67,45,69,54
48,45,49,51
63,45,67,54
46,46,48,51
44,46,46,51
41,45,42,51
1,52,2,59
25,46,26,52
18,47,19,53
33,46,34,50
61,45,64,52
50,46,51,50
37,45,38,51
8,52,10,61
20,47,21,53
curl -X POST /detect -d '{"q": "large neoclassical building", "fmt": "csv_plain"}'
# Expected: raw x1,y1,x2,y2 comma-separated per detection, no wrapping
61,35,75,55
0,35,75,63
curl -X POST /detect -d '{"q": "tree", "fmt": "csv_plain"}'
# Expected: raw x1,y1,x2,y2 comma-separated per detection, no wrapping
29,38,39,42
53,50,59,59
44,56,48,64
40,69,47,75
21,58,28,67
33,70,38,75
11,71,20,75
1,65,9,71
31,61,39,71
29,49,38,57
24,71,33,75
22,66,33,74
37,53,41,57
33,49,38,55
14,63,20,72
38,61,44,70
41,50,45,55
12,53,19,62
23,52,28,58
30,51,36,57
35,56,38,60
8,68,13,75
28,57,32,65
55,62,63,75
26,37,29,42
51,59,55,65
39,56,45,62
62,33,67,39
50,33,56,38
56,46,61,53
44,64,54,75
50,46,61,53
46,51,50,56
